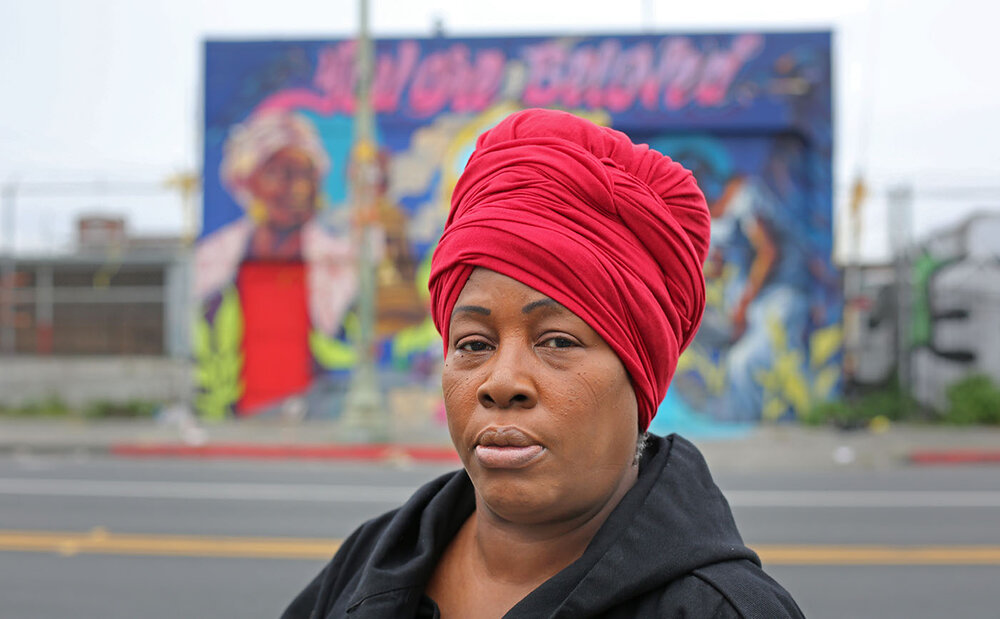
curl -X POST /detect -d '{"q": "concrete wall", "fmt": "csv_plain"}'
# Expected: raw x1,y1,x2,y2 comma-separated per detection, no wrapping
0,356,192,407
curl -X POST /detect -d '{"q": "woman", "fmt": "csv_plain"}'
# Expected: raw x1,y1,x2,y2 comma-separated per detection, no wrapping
282,109,803,618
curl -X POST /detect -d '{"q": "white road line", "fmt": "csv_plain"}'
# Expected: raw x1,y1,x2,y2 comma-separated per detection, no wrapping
0,479,414,502
2,479,1000,507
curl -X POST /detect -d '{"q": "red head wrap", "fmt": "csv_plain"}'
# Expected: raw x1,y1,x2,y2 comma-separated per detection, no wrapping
428,109,710,431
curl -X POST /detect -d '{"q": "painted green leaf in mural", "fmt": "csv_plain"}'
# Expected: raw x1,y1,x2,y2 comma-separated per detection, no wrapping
390,317,440,369
756,316,844,422
193,286,244,422
214,286,244,355
310,329,356,370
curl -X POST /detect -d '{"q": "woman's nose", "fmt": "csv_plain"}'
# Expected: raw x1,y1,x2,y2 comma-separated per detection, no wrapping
290,175,315,202
476,345,538,410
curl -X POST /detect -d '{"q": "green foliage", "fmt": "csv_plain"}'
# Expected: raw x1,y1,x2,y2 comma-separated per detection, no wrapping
853,387,918,422
0,397,159,419
0,395,73,417
800,400,849,427
193,287,245,422
807,374,1000,428
803,381,918,429
802,399,878,429
82,400,159,419
944,375,1000,425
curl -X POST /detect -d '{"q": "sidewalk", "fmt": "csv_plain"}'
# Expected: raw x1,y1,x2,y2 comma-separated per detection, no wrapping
1,416,999,470
0,416,460,463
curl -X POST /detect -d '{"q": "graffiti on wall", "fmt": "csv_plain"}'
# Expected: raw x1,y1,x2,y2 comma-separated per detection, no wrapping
198,32,835,425
854,215,1000,409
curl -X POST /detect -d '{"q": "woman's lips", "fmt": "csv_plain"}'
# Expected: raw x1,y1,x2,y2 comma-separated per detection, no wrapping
475,444,544,469
473,426,545,469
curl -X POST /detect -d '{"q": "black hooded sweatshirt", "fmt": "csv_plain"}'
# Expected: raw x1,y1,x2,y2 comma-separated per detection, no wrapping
282,434,804,618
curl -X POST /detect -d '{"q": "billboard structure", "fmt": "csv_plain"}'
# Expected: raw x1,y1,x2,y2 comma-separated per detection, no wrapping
198,32,838,430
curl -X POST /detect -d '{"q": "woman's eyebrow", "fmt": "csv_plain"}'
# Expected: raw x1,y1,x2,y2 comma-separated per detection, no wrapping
452,305,490,318
522,298,561,314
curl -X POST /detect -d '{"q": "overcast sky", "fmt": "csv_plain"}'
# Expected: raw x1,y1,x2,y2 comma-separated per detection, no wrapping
1,0,998,261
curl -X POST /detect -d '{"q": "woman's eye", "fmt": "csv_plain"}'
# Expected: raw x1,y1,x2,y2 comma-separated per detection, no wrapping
540,336,576,349
457,340,491,352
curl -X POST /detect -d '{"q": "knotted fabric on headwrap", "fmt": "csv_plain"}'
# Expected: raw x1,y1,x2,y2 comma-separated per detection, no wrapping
428,109,710,431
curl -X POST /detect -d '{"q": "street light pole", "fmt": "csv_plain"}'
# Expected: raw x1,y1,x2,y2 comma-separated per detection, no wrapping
341,0,387,441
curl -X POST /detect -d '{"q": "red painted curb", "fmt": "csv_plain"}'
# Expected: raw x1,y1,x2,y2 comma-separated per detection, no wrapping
909,450,1000,465
109,443,461,463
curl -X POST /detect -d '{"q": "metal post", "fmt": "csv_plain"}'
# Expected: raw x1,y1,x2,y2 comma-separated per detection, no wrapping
36,264,54,355
842,176,867,389
164,172,198,360
342,0,387,441
888,185,914,399
1,183,17,354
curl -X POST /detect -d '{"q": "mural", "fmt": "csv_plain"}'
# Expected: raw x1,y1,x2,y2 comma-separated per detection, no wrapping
650,134,841,424
198,32,836,426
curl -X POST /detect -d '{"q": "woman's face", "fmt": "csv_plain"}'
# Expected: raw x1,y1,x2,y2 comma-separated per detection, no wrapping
247,146,318,228
442,268,639,526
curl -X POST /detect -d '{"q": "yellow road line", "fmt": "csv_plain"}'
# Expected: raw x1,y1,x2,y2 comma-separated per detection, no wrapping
0,529,341,560
754,544,1000,565
2,530,1000,565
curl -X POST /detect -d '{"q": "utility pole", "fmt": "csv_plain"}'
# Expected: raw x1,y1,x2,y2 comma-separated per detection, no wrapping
888,185,914,400
842,175,867,392
341,0,388,441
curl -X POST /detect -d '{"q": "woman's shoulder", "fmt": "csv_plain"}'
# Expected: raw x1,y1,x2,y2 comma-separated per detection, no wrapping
588,558,803,619
311,468,468,577
643,559,805,619
281,469,474,619
280,507,403,619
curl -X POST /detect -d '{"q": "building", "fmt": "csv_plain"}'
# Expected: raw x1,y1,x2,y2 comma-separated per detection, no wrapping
853,212,1000,408
0,216,191,407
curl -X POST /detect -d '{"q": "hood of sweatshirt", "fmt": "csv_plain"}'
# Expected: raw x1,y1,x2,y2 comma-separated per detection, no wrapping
344,434,757,617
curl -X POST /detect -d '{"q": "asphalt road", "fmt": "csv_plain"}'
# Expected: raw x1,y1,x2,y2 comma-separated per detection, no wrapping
1,454,999,619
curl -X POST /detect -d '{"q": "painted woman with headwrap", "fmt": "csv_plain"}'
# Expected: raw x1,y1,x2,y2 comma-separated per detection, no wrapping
195,111,358,415
282,109,802,618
